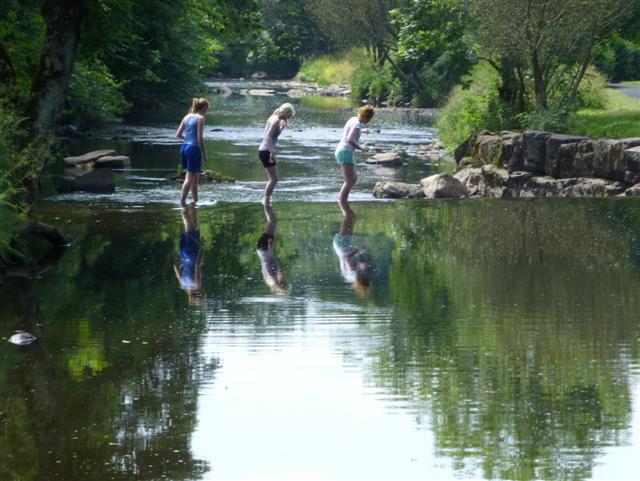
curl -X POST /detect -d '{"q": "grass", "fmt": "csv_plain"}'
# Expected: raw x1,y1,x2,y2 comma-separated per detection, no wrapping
567,88,640,138
296,49,366,86
621,81,640,86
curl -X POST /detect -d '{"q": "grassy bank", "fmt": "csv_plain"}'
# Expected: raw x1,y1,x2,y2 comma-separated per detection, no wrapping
296,50,364,86
568,88,640,138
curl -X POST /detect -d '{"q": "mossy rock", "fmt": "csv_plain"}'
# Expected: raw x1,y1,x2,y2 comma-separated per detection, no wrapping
168,170,235,183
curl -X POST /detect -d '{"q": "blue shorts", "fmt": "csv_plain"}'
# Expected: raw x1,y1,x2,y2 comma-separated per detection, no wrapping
181,143,202,173
335,149,355,165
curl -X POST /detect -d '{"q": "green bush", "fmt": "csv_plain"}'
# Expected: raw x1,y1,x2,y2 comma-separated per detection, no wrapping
0,102,35,263
351,62,402,104
436,64,514,149
518,107,568,132
593,33,640,82
66,58,131,127
575,67,608,110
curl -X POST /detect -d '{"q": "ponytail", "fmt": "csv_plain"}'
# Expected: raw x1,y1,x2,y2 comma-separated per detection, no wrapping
190,97,210,114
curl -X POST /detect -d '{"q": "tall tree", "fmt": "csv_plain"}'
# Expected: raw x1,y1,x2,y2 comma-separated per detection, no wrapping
27,0,84,132
306,0,399,64
468,0,633,110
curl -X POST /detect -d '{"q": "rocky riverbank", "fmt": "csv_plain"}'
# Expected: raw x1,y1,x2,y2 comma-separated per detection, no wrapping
374,131,640,199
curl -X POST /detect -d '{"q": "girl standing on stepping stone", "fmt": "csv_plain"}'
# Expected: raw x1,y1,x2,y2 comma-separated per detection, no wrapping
176,98,210,205
258,103,296,205
334,105,374,204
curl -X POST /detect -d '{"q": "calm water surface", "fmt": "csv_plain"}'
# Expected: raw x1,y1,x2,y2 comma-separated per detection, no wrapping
1,83,640,481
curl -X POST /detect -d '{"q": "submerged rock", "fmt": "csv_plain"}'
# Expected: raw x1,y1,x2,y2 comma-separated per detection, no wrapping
373,181,425,198
8,332,37,346
366,152,404,167
168,170,235,183
58,169,116,194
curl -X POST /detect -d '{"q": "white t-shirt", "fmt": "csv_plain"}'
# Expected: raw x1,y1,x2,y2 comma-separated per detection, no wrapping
336,117,362,152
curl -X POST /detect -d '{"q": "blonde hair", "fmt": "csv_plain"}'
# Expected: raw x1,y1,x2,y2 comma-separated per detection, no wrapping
267,103,296,125
190,97,210,114
358,105,375,122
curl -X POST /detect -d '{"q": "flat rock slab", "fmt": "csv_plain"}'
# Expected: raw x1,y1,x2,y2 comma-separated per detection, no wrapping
64,149,116,167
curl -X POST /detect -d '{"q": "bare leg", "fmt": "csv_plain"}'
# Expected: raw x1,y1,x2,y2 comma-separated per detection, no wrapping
180,172,194,205
263,165,279,204
338,164,357,204
190,173,199,204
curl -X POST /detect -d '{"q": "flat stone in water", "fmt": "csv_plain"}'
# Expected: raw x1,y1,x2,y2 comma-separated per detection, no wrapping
8,332,37,346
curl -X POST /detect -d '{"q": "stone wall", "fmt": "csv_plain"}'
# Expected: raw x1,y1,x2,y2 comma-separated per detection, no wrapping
451,131,640,198
372,131,640,199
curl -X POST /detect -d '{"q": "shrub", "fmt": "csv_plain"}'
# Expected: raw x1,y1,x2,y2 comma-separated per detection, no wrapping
0,102,37,263
351,62,402,104
66,58,130,127
436,64,514,149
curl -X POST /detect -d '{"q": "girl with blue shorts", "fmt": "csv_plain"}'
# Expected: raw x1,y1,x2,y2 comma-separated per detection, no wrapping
334,105,375,204
176,98,210,205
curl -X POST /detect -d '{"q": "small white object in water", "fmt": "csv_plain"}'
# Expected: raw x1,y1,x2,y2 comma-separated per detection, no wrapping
8,331,37,346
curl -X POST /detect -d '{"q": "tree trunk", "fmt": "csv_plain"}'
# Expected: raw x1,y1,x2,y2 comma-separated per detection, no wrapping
27,0,84,133
531,51,547,110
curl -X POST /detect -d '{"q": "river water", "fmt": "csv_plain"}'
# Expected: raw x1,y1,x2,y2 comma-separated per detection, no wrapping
1,81,639,481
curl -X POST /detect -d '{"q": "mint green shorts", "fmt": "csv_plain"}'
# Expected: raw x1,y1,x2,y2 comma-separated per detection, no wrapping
335,149,355,165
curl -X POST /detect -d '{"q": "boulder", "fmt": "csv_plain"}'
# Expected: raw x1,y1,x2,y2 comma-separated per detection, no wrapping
471,134,501,166
519,175,627,197
479,165,510,197
523,131,551,173
94,155,130,169
373,181,425,198
366,152,404,166
561,178,628,197
64,149,116,167
545,134,591,177
420,174,468,198
624,183,640,196
500,132,524,171
453,167,483,196
250,71,268,79
59,169,115,194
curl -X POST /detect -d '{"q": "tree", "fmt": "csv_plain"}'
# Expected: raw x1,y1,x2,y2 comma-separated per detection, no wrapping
468,0,634,111
26,0,83,132
306,0,399,64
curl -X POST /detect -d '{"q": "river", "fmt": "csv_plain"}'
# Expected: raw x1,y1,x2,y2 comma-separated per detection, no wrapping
1,81,639,481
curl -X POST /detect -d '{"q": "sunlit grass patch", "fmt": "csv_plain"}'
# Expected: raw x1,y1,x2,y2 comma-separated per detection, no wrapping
296,49,366,86
568,88,640,138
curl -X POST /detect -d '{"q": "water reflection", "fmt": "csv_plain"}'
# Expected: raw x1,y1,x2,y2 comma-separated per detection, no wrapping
333,202,371,296
174,206,205,303
255,204,289,294
5,200,640,480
